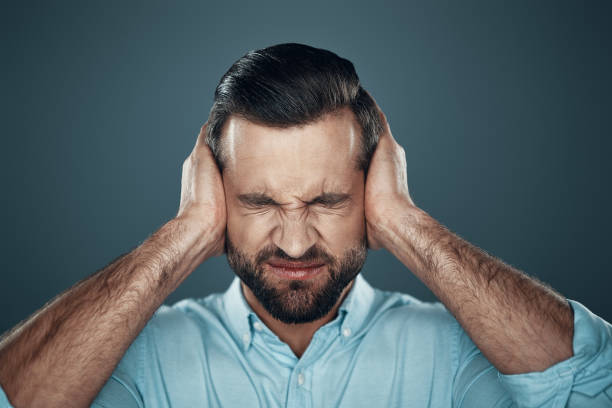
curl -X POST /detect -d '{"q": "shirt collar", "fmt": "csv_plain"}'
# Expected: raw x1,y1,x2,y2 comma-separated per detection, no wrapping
222,276,257,351
222,273,377,351
337,273,376,341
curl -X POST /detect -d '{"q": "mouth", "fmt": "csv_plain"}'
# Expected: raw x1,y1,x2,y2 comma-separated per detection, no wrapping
266,261,326,280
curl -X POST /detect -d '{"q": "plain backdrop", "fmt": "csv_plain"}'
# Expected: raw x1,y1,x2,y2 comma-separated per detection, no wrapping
2,0,611,335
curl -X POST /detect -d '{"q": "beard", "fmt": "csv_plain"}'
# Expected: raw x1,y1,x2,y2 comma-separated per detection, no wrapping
226,235,367,324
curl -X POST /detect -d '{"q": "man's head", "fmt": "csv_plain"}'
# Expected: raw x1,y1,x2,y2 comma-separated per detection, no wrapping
206,43,384,324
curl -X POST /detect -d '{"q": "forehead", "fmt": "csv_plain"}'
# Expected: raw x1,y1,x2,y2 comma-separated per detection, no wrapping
222,108,362,196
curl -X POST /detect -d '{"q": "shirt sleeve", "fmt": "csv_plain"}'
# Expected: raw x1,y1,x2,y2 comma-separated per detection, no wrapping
0,385,15,408
453,298,612,408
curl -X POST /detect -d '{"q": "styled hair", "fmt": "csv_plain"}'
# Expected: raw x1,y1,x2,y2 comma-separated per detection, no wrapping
205,43,384,176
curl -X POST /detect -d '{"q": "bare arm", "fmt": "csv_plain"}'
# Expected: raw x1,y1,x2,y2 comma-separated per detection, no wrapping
372,202,574,374
0,123,226,407
363,97,573,375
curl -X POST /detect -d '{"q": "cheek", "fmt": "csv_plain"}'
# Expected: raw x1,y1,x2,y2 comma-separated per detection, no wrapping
311,209,365,246
226,209,275,249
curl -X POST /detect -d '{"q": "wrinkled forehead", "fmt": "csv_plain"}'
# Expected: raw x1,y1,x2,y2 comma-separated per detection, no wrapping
222,109,362,195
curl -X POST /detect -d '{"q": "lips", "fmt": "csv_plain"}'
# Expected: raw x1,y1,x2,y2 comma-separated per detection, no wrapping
266,261,325,280
268,261,325,269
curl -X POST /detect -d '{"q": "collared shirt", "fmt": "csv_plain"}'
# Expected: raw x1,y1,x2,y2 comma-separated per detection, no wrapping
1,274,611,407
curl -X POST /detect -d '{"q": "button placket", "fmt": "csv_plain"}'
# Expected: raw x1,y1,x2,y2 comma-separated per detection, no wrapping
286,367,311,408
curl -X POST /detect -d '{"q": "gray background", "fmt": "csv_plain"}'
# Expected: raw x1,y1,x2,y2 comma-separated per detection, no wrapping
2,0,611,334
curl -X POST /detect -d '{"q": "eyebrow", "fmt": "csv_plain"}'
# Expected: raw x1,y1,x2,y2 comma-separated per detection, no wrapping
237,192,351,207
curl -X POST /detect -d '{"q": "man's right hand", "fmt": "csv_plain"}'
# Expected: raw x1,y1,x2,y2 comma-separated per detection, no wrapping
0,121,228,408
176,122,227,257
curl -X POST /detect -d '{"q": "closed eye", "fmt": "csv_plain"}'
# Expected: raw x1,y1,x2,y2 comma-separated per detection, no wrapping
238,193,280,208
237,192,351,209
309,193,351,208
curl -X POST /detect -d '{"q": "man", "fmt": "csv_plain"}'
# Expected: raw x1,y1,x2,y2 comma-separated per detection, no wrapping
0,43,610,407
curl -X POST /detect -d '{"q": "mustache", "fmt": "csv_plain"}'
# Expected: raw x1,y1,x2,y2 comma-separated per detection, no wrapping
254,244,335,266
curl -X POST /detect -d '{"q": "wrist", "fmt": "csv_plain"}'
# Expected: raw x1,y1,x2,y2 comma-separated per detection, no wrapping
171,212,225,258
369,199,425,248
372,196,420,228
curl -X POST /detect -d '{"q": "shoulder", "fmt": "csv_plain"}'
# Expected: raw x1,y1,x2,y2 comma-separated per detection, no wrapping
141,292,228,349
362,285,464,363
152,293,225,326
368,286,458,333
350,283,465,392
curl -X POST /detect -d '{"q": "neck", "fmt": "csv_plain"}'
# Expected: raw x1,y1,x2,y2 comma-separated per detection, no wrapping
240,280,355,358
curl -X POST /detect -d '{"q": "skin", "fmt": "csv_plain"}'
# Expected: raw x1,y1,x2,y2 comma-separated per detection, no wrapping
0,93,574,407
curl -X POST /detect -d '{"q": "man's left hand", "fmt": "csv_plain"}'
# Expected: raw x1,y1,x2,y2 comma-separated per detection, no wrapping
364,93,415,250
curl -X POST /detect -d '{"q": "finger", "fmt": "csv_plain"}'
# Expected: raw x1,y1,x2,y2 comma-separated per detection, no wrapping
194,121,209,149
365,90,397,142
365,89,387,123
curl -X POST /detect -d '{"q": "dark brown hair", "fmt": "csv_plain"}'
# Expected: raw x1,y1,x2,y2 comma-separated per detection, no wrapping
205,42,384,176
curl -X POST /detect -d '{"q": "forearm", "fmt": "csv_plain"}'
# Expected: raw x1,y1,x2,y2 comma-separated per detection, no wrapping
0,215,218,407
373,201,574,374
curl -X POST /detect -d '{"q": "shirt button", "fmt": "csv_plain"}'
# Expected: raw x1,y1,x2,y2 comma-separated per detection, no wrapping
253,322,263,331
242,333,250,344
342,327,352,337
297,373,305,386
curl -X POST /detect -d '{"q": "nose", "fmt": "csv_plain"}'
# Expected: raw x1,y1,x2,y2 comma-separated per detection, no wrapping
272,217,317,259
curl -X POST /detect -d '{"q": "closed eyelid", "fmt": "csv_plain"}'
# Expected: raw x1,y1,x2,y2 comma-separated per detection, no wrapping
237,194,280,207
308,193,351,206
237,192,351,208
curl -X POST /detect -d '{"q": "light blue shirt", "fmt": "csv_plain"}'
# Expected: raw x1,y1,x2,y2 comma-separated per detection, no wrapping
1,274,611,407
